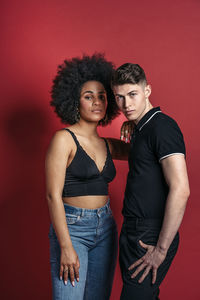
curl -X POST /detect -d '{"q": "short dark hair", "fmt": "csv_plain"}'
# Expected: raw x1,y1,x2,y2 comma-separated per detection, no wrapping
111,63,147,87
50,53,119,125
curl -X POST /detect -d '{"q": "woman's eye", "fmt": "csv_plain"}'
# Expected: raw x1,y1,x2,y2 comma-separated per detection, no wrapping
85,95,92,100
99,95,106,101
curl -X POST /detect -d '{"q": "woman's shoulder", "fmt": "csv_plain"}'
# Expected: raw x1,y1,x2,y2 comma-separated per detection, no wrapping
48,128,76,152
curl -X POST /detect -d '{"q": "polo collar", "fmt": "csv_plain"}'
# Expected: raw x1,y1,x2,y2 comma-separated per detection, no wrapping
135,107,162,131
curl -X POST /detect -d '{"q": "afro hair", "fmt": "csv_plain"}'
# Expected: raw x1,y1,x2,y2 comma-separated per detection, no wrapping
50,53,119,125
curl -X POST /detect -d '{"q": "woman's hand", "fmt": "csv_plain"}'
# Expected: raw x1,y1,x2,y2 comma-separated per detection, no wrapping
120,121,134,143
60,245,80,286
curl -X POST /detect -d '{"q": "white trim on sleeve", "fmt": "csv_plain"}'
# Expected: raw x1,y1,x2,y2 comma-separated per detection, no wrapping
159,152,185,162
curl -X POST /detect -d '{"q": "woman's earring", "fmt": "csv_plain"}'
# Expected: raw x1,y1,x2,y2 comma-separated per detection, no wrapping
75,107,80,122
99,113,108,125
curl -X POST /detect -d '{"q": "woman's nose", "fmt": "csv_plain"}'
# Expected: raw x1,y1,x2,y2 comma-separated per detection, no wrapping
93,96,101,105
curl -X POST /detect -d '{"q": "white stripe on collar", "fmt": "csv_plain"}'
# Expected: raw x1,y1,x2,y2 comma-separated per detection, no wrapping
139,110,162,131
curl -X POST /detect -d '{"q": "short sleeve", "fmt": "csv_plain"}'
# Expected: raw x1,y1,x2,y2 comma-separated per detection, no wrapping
152,117,186,162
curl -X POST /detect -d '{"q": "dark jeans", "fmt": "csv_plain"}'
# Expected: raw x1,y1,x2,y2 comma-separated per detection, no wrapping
119,217,179,300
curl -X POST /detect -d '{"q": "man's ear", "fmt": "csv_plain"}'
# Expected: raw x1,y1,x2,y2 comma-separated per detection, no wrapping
145,84,151,98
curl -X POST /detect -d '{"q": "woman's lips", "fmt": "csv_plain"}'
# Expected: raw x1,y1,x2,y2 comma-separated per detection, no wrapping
92,109,102,113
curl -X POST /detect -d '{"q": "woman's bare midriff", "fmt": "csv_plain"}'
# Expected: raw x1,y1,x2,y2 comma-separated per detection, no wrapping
62,195,109,209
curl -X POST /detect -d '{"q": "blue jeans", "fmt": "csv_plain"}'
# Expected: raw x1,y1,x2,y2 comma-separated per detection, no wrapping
49,200,118,300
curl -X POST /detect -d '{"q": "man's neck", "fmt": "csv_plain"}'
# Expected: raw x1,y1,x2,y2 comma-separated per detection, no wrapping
134,102,153,125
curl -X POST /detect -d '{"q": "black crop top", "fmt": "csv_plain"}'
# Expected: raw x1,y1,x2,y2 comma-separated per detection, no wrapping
62,128,116,197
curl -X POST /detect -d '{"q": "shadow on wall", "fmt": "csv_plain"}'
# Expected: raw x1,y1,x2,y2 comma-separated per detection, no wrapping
1,101,52,299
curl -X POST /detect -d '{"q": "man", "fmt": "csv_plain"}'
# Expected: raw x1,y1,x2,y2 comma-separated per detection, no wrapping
111,63,190,300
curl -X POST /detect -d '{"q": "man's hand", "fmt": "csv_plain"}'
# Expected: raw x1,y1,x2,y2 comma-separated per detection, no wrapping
128,240,167,284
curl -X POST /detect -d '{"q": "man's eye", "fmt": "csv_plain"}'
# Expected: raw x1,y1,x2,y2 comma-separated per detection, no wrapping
130,93,136,97
116,96,123,101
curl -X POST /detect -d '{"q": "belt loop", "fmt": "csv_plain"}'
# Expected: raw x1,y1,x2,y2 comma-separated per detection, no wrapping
97,208,101,217
81,209,85,217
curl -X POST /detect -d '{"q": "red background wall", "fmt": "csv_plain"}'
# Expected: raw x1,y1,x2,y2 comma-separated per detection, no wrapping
1,0,199,299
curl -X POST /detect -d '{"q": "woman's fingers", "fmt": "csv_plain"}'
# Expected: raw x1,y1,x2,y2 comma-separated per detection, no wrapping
69,265,75,286
120,122,128,140
121,121,134,142
120,124,125,140
60,251,80,286
74,265,80,282
61,263,79,286
60,264,64,281
121,123,128,142
63,266,69,285
75,257,80,282
124,125,129,143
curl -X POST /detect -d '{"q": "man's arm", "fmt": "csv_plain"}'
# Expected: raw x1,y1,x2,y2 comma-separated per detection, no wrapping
129,154,190,283
155,154,190,254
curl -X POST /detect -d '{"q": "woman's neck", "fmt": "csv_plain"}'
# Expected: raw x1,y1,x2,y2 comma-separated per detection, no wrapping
71,120,99,138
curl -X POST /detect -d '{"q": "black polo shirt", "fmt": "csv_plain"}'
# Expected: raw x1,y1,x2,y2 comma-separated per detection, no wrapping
123,107,186,219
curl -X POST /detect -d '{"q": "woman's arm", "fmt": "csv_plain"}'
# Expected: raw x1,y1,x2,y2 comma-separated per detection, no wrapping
106,138,130,160
105,120,134,160
45,130,79,286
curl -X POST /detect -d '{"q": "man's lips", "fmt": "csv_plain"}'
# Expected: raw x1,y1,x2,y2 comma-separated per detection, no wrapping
125,110,135,115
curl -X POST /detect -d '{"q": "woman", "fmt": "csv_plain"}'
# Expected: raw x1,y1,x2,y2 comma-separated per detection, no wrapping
45,54,130,300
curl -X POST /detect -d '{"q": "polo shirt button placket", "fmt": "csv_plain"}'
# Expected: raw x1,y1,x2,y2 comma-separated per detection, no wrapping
132,129,136,140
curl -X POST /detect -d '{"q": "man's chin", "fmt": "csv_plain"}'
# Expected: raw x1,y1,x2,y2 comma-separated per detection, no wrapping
125,115,136,122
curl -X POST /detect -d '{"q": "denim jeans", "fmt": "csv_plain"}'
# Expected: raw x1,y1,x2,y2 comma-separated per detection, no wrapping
49,200,118,300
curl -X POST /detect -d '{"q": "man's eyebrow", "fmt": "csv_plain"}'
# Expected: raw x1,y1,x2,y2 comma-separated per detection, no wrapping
115,90,137,96
127,90,137,95
115,93,124,97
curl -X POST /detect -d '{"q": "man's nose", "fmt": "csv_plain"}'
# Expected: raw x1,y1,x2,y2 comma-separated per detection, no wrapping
124,96,131,108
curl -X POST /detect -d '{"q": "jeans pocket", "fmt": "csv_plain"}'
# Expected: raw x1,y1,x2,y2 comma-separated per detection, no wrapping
135,229,149,254
65,214,80,225
137,228,159,252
